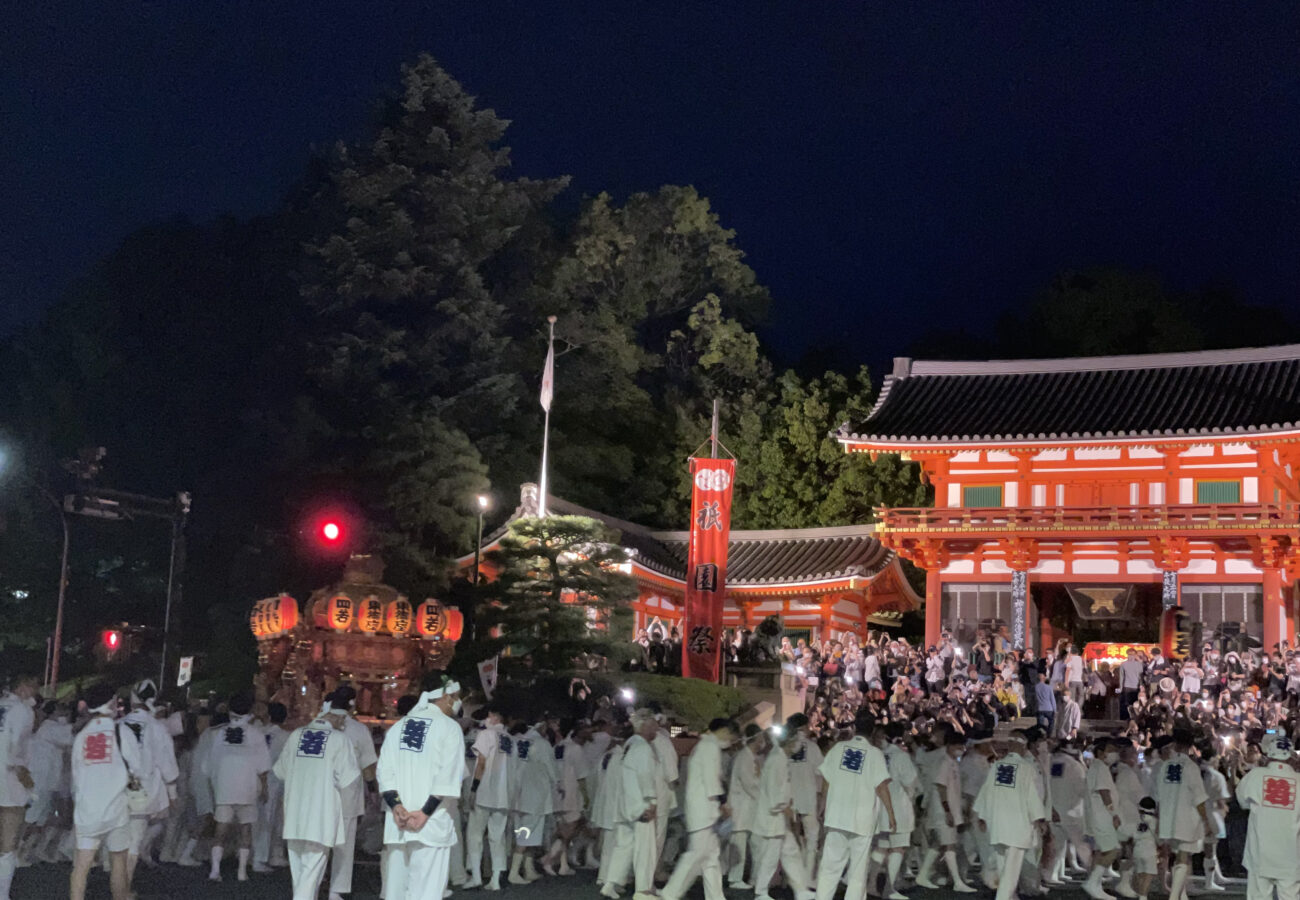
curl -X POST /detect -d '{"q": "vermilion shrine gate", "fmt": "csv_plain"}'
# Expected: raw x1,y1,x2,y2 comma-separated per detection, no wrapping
838,345,1300,653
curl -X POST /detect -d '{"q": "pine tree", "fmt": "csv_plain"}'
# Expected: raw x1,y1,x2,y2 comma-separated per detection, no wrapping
480,515,636,672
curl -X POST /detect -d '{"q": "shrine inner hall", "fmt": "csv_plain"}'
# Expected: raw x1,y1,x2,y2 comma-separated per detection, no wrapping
838,344,1300,653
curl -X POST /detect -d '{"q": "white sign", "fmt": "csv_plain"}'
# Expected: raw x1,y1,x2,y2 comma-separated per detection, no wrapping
176,656,194,687
477,655,499,700
693,467,732,492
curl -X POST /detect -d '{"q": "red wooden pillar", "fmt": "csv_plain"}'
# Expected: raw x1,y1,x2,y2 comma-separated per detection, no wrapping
925,569,942,647
1263,567,1285,652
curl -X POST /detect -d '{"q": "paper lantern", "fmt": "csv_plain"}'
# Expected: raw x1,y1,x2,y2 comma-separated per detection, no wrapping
358,596,384,633
416,599,447,639
326,594,355,631
249,602,268,638
386,599,413,635
263,594,299,635
444,608,464,642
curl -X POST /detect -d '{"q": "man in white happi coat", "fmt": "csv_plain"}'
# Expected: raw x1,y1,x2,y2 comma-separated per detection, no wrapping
814,711,894,900
602,710,664,900
960,735,998,888
508,720,558,884
1112,740,1146,900
465,704,512,890
177,709,226,868
1083,738,1123,900
544,720,591,875
324,686,379,900
120,680,179,880
201,692,271,882
660,718,737,900
377,677,467,900
649,709,679,867
869,723,917,900
726,724,764,889
751,727,814,900
1154,729,1212,900
21,700,72,865
1199,742,1231,892
69,684,140,900
273,704,361,900
973,733,1046,900
1236,734,1300,900
1046,740,1090,883
593,730,628,891
784,713,824,879
254,701,293,871
918,731,974,892
0,676,37,900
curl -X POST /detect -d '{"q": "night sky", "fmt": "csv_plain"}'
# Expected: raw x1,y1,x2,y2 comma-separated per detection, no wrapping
5,4,1298,371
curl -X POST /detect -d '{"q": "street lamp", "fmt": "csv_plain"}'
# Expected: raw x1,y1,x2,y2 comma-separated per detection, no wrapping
473,494,490,585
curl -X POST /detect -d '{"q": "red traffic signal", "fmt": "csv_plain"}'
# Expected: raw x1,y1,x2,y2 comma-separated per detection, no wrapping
321,520,342,543
102,629,121,653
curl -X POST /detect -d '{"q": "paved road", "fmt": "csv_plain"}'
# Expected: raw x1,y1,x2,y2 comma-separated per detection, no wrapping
14,861,1248,900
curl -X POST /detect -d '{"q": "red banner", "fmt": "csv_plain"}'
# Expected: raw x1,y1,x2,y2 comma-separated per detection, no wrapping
682,457,736,680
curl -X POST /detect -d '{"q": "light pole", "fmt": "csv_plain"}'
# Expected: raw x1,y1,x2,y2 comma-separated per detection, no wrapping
473,494,490,585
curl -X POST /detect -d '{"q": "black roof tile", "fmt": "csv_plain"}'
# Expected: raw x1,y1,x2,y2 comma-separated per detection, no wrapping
840,345,1300,444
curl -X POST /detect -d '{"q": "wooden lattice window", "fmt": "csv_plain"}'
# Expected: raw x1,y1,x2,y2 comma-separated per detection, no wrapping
962,485,1004,507
1195,480,1241,504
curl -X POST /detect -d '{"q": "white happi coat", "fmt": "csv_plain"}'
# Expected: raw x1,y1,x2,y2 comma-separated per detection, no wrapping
817,736,890,837
973,752,1046,849
787,733,824,817
202,714,271,806
880,743,918,836
339,715,378,820
1049,752,1087,823
925,753,964,828
681,733,725,833
274,716,361,846
71,714,142,837
1236,759,1300,881
590,744,624,830
30,717,73,797
512,728,558,816
619,735,660,823
1154,752,1209,844
377,701,466,847
554,737,590,817
727,744,761,833
752,749,793,839
471,723,513,810
122,708,179,816
0,693,35,806
651,730,679,815
1084,758,1117,838
1114,763,1144,838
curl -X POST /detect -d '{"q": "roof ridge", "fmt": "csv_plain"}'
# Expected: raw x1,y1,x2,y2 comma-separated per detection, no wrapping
905,344,1300,377
651,523,879,542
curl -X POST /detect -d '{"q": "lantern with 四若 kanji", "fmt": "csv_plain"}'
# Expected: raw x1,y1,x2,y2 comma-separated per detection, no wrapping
358,595,384,633
386,598,413,634
326,594,354,630
416,599,448,639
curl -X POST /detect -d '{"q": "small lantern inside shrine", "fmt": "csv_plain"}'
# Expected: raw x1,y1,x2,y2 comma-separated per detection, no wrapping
416,599,447,639
444,608,464,641
326,594,355,631
358,596,384,633
386,598,413,634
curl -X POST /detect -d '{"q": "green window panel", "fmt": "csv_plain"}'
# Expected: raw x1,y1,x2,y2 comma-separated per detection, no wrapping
962,485,1004,507
1195,480,1241,503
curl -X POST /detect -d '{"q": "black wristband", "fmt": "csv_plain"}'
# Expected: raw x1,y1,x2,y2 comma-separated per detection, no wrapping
471,778,481,792
421,796,442,816
382,790,401,809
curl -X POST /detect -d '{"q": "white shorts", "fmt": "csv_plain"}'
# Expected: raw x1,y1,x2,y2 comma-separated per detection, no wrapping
1133,838,1158,876
879,831,911,850
1166,838,1203,856
930,821,959,846
214,803,258,825
1089,823,1119,854
77,822,131,853
513,813,545,847
0,770,31,808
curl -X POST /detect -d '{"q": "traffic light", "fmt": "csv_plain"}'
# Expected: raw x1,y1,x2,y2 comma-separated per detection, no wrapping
321,520,343,544
102,629,122,655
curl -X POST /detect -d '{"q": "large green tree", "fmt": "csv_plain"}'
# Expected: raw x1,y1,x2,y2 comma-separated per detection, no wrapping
294,55,567,589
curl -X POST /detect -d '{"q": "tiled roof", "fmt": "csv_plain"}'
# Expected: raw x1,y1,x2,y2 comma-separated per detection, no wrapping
839,345,1300,445
472,487,895,586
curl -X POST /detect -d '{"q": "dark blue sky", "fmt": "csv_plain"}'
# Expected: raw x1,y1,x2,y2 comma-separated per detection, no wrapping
4,4,1298,370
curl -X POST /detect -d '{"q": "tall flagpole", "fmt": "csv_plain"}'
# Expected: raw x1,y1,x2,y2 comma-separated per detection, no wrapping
538,315,556,517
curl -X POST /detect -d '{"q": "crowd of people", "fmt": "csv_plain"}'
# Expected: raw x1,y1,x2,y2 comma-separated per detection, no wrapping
4,632,1300,900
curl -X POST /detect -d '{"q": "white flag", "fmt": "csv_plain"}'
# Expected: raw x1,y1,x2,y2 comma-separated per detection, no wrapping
540,338,554,412
477,655,500,700
176,656,194,687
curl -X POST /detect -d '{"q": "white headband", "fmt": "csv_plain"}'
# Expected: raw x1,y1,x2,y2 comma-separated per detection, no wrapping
91,700,117,716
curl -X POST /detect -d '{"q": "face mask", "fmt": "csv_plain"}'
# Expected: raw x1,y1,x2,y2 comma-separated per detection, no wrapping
23,696,36,709
452,700,463,716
